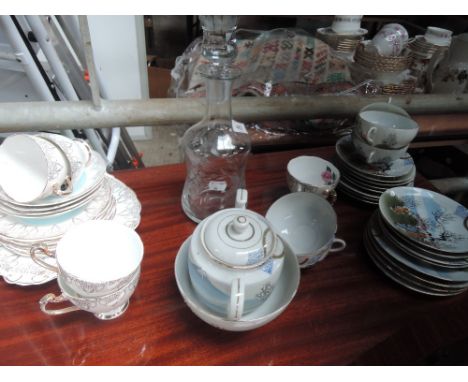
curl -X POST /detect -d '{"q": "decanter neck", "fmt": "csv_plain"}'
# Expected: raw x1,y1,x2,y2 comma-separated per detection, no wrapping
204,77,233,121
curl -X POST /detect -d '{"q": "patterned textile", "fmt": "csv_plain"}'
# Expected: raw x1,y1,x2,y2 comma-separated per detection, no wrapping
169,28,352,98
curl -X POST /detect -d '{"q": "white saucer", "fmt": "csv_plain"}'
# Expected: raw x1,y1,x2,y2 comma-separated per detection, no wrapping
335,135,415,179
174,236,300,332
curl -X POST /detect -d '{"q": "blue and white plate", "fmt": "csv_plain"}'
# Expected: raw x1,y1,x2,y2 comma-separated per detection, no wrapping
379,187,468,254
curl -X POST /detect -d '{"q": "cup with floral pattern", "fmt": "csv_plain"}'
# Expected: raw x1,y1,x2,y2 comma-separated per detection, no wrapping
287,156,340,204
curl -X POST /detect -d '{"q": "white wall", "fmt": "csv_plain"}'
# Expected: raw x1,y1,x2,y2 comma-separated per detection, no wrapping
87,15,152,140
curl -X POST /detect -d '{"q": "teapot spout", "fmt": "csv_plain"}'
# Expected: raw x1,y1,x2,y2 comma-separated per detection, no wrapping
235,189,248,209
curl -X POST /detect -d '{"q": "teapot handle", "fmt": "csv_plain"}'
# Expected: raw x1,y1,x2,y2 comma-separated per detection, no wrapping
227,278,245,321
235,189,248,209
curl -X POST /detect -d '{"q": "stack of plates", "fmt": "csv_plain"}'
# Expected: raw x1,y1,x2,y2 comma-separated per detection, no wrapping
0,150,142,286
364,187,468,296
334,135,416,205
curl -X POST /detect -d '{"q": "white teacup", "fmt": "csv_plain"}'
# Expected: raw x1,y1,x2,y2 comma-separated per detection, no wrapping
356,110,419,149
331,15,363,34
424,26,453,47
371,23,409,56
38,133,92,185
266,192,346,269
352,132,409,164
360,102,410,118
287,156,340,204
40,269,140,320
0,134,72,203
31,220,144,297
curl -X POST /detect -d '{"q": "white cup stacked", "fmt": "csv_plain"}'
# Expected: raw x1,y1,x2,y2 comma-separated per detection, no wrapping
0,133,142,288
333,103,420,206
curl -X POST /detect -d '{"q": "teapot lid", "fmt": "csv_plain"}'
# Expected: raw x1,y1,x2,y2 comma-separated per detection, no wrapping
200,209,277,269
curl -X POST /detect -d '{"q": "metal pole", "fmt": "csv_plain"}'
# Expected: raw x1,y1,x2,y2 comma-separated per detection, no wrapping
0,15,55,102
25,16,79,105
0,94,467,132
78,15,101,110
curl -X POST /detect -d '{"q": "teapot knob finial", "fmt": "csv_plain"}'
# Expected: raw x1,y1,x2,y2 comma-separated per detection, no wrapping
232,215,249,234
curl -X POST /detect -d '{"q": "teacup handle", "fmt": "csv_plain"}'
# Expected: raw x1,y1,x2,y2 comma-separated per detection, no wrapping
74,139,93,166
227,278,245,321
272,236,285,259
39,293,80,316
30,244,59,273
323,188,337,205
366,151,376,164
329,238,346,253
53,176,73,196
366,127,377,145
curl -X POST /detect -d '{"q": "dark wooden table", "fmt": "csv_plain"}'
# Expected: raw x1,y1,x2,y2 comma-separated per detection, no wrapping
1,146,468,365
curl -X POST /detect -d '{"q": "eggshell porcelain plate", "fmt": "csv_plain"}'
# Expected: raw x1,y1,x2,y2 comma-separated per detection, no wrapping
379,187,468,254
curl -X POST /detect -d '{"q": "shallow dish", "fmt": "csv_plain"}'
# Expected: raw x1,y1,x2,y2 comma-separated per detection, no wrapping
368,217,468,284
364,229,466,297
379,187,468,254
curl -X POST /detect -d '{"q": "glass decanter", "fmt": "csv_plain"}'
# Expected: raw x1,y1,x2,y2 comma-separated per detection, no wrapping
181,65,251,223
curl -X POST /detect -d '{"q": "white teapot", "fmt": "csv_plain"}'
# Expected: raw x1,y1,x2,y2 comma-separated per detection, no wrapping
188,189,285,320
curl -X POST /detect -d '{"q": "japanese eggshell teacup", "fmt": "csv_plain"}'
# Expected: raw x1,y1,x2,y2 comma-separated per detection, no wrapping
360,102,410,118
352,132,409,165
30,220,144,297
287,156,340,204
266,192,346,268
355,110,419,149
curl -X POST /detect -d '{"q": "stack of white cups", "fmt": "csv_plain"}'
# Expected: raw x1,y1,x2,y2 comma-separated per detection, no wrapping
351,104,419,165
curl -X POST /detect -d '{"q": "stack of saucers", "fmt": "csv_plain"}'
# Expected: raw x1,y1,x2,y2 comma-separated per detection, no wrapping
364,186,468,296
0,133,141,286
334,134,416,205
334,103,418,206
